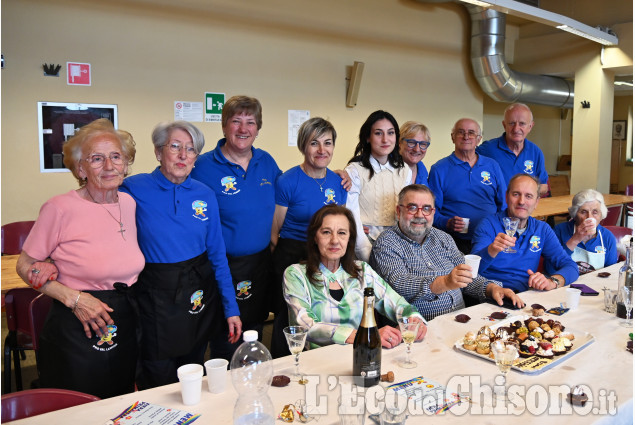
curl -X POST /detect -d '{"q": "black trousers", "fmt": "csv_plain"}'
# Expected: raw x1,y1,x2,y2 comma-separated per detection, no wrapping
271,238,307,359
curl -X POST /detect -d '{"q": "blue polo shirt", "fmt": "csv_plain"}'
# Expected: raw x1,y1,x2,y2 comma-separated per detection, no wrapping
428,153,507,240
471,211,579,292
191,138,281,257
476,133,548,184
120,167,240,318
415,161,429,185
548,221,618,272
276,166,348,241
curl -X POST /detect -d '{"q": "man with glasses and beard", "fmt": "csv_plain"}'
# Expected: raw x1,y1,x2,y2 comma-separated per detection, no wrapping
369,184,523,321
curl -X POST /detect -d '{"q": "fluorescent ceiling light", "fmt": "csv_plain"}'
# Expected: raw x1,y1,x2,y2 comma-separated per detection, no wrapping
457,0,618,46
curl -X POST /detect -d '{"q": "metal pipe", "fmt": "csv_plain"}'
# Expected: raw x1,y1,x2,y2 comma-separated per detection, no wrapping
468,5,574,108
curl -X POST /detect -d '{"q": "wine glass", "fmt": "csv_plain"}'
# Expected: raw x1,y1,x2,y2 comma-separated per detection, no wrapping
283,326,309,384
620,286,633,327
502,217,520,253
396,317,420,369
490,341,518,402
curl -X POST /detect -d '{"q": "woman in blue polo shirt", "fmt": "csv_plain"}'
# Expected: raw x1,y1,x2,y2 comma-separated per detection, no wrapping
191,95,282,360
120,121,241,389
549,189,618,275
269,117,348,357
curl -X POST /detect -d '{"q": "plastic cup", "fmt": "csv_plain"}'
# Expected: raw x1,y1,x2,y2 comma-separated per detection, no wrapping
464,254,481,278
585,217,597,234
565,287,582,310
338,396,365,425
459,218,470,234
205,358,228,394
604,289,618,313
177,364,204,405
380,406,407,425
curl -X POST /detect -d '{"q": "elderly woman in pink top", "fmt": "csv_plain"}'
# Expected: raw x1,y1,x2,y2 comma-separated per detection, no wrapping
16,119,145,398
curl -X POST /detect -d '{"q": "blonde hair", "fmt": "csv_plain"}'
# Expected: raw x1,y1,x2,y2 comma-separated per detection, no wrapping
62,118,136,186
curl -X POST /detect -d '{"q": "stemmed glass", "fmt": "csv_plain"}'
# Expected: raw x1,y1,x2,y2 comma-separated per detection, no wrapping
620,286,633,327
490,341,518,402
396,317,421,369
502,217,520,253
283,326,309,384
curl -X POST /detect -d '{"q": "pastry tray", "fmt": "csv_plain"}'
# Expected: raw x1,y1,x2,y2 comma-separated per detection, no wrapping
453,315,595,374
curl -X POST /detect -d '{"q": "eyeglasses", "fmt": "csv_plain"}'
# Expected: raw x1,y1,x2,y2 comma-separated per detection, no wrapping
453,129,480,139
165,142,198,158
399,204,435,216
404,139,431,150
84,153,125,168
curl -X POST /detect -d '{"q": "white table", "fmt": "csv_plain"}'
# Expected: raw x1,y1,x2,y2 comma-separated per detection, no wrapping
6,263,633,424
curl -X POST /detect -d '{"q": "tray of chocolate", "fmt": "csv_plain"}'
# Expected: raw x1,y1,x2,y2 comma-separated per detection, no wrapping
453,315,595,374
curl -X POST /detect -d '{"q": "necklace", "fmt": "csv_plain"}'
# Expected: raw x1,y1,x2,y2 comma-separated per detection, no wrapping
85,188,126,240
301,165,327,192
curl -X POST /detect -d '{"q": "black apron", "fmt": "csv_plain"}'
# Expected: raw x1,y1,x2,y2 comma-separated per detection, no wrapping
135,253,219,360
227,247,273,325
38,283,138,399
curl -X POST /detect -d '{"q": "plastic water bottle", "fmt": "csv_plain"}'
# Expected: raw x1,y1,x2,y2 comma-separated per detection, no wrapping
230,330,274,425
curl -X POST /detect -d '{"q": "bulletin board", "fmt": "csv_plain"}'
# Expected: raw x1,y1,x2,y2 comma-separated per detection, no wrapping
37,102,118,173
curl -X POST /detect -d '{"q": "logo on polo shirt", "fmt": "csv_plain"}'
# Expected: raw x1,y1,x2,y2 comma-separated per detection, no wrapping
190,290,205,314
595,246,606,254
192,200,209,221
523,160,535,174
529,235,541,252
324,188,336,204
480,171,492,185
236,280,252,300
93,324,118,352
221,176,241,195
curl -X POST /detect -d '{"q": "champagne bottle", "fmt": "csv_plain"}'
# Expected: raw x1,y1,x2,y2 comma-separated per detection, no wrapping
353,287,381,387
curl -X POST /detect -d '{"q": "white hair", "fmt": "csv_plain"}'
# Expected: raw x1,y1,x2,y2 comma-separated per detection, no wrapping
568,189,608,219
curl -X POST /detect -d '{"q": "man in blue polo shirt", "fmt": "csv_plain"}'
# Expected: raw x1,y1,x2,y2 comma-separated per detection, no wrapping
476,103,549,196
428,118,507,254
471,174,579,292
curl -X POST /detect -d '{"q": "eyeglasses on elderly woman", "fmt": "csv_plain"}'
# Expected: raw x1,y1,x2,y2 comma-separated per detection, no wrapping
403,139,431,150
84,152,125,168
164,142,198,158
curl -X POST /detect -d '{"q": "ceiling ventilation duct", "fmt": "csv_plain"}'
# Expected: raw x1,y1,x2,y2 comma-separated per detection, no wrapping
468,5,574,108
416,0,574,108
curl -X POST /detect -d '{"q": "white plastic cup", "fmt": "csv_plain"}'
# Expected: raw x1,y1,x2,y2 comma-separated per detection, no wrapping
177,364,204,405
338,396,365,425
205,358,228,394
585,217,597,234
459,217,470,234
380,406,407,425
464,255,481,278
566,287,582,310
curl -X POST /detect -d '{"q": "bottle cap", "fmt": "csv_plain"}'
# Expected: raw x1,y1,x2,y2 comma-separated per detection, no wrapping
363,287,374,297
243,330,258,342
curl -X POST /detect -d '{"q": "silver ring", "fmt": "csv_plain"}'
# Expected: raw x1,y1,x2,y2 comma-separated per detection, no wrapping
388,336,393,343
32,268,40,274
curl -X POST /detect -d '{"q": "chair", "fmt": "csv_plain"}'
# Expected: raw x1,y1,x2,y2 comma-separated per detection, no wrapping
625,185,633,227
603,226,633,261
1,221,35,255
600,205,622,227
1,388,100,422
2,289,51,393
29,293,53,367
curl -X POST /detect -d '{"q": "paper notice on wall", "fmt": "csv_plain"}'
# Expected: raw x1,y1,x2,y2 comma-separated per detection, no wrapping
288,110,310,146
174,101,204,122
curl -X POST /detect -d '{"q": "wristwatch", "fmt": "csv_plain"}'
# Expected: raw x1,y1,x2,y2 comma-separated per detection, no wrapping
548,276,563,289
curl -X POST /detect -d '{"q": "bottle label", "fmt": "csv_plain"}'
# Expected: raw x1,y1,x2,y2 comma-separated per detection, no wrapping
359,362,380,378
